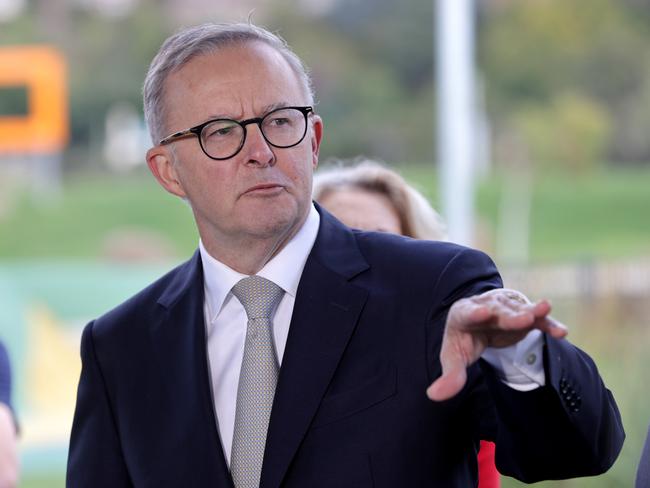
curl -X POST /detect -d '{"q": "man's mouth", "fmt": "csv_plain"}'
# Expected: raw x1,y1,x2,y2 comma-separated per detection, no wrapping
243,183,285,196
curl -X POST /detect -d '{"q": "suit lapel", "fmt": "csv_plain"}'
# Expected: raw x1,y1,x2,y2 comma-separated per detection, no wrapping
261,209,369,488
147,210,368,488
152,252,234,487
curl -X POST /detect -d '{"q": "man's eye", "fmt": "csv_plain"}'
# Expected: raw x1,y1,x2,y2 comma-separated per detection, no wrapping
269,117,290,126
206,124,237,138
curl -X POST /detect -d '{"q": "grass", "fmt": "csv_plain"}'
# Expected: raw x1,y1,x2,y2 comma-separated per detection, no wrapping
525,170,650,261
20,473,66,488
401,165,650,263
0,171,198,259
1,165,649,261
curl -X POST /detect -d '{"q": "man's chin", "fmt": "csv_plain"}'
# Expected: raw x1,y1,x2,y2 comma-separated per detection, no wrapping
246,214,299,239
244,204,308,240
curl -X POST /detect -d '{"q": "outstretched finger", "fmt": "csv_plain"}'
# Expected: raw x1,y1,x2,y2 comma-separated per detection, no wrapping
535,315,568,339
531,299,552,319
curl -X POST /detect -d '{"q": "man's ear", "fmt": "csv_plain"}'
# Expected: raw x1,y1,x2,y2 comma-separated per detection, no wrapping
146,146,187,198
310,115,323,170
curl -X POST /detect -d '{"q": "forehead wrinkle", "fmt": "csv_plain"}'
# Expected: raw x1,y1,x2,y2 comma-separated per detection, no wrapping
205,100,300,125
258,101,295,115
163,43,306,131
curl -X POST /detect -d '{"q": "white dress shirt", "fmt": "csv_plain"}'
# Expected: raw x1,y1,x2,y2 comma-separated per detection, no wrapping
200,205,320,466
482,329,545,391
199,203,544,466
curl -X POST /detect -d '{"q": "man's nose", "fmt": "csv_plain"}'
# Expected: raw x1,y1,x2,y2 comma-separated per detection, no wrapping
242,123,275,167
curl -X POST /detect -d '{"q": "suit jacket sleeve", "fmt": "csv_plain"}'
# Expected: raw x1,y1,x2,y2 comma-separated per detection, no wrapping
67,322,133,487
437,248,624,482
480,336,624,482
440,252,625,483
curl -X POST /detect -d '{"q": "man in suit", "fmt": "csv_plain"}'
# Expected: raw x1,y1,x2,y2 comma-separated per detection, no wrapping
67,22,624,487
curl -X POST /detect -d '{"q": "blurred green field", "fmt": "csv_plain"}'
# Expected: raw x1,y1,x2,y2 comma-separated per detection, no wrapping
0,170,198,259
401,165,650,262
2,165,649,261
20,473,66,488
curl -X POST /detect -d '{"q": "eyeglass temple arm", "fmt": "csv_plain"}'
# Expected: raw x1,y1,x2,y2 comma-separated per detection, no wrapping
159,128,194,145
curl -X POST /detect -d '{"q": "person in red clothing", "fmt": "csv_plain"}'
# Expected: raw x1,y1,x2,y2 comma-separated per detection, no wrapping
314,159,500,488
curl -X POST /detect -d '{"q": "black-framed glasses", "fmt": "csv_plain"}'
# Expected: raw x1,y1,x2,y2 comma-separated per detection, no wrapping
159,106,314,161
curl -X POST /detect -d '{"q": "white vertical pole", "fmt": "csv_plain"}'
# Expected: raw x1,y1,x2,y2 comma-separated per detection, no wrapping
436,0,475,246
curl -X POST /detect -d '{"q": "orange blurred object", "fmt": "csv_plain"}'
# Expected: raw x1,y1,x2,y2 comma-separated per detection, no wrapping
0,45,69,153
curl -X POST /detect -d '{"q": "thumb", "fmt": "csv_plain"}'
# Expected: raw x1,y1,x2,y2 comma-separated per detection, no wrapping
426,354,468,402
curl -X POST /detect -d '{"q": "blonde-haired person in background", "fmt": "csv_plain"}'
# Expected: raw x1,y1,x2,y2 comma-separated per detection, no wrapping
313,159,446,241
314,159,500,488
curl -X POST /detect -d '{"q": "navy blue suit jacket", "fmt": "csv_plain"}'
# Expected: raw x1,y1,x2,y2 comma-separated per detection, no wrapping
67,209,624,487
638,425,650,488
0,341,12,410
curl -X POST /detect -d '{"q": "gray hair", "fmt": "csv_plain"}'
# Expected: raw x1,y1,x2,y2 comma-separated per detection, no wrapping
143,22,315,145
313,159,448,241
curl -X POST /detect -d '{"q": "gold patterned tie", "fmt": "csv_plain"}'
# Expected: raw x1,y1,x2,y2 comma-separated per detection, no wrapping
230,276,284,488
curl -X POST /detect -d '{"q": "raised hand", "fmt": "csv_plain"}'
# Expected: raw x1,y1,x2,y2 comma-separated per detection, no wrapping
427,288,568,401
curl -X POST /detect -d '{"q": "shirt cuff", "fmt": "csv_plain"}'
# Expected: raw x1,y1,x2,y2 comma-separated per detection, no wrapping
481,329,546,391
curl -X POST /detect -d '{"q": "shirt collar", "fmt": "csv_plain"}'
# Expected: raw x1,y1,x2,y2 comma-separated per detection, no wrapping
200,204,320,323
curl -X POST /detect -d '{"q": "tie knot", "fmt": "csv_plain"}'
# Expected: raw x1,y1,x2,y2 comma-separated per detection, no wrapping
231,276,284,320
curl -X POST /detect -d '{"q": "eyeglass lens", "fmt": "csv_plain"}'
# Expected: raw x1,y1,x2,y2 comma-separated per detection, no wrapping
200,107,307,160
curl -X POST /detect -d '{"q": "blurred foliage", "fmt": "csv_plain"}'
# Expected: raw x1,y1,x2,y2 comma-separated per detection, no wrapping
510,92,610,173
480,0,650,167
267,1,436,162
2,0,650,169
